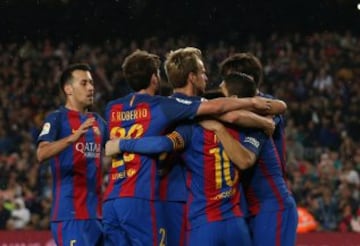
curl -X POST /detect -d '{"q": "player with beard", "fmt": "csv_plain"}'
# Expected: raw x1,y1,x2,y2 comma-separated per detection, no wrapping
37,63,107,246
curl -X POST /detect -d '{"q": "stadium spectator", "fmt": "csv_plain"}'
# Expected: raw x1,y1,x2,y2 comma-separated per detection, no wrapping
0,197,11,229
7,197,31,230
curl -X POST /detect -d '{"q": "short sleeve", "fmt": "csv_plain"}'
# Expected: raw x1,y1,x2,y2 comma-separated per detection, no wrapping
160,96,201,121
241,129,268,158
37,111,60,144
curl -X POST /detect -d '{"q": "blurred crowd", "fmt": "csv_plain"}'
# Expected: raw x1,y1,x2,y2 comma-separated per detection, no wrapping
0,31,359,232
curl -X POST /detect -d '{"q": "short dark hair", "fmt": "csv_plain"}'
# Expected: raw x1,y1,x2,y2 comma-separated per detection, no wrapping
219,53,263,87
59,63,91,94
122,50,161,91
224,72,257,98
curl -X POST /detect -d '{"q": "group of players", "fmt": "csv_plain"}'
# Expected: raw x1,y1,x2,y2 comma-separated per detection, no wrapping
36,47,298,245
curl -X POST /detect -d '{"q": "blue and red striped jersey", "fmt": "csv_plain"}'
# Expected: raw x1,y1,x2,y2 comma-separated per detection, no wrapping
273,115,287,176
258,92,287,176
158,93,203,202
116,122,264,228
37,106,107,222
158,158,187,202
103,93,201,201
175,123,243,229
240,129,293,216
240,92,286,216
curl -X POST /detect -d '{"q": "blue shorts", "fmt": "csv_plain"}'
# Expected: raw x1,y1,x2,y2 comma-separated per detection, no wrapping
249,204,298,246
163,201,187,246
187,217,251,246
51,219,103,246
103,198,165,246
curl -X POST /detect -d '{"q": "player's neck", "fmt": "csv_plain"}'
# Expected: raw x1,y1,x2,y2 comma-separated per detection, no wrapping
173,86,197,97
65,101,88,114
137,87,156,96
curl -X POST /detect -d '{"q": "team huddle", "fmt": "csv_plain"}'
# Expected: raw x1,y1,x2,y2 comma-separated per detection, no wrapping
37,47,298,245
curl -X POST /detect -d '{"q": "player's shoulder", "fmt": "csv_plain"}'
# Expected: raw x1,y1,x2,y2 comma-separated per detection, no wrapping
168,96,199,106
44,108,64,121
38,108,63,137
105,96,127,109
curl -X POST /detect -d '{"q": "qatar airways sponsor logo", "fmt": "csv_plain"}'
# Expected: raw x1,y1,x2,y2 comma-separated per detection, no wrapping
75,142,101,158
244,136,260,148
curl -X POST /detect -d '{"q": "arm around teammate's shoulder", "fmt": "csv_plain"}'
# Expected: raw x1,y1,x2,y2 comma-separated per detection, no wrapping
199,119,256,170
196,97,270,116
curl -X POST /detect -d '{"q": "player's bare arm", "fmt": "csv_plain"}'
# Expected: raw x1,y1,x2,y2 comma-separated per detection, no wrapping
105,139,121,157
199,119,256,170
253,97,287,115
36,117,95,162
216,110,275,136
196,97,271,116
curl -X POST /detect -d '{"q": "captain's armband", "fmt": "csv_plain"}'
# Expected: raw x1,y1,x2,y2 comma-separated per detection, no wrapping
166,131,185,151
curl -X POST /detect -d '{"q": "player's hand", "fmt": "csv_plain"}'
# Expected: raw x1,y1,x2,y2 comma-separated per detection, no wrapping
105,139,121,157
68,117,95,143
262,117,275,136
199,119,224,132
252,97,272,112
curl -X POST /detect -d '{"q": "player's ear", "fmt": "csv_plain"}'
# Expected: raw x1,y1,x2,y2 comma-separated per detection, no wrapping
188,72,196,84
150,73,160,90
151,73,159,81
64,83,73,96
150,73,159,84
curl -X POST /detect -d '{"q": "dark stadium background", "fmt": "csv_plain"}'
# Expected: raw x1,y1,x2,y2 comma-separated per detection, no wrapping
1,0,360,42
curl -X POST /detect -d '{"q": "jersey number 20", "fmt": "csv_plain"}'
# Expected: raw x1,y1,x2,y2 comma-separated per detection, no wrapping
110,124,144,168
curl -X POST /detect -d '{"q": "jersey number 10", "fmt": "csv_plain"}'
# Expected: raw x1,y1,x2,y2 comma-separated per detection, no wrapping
210,147,239,189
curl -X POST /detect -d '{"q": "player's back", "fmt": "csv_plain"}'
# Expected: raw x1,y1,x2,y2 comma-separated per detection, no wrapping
158,92,202,202
242,135,293,215
258,92,287,172
104,93,200,201
179,123,242,229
